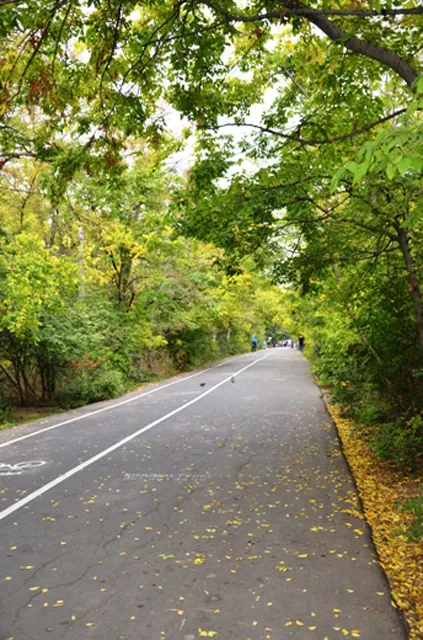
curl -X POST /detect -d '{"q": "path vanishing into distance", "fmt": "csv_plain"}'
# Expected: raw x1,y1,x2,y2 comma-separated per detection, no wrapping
0,350,407,640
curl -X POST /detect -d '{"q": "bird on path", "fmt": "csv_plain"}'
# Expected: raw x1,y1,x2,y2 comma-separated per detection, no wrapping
231,376,235,383
200,382,206,387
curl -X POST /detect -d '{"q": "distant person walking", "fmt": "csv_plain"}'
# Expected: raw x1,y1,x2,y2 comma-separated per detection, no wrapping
298,334,305,352
251,335,258,352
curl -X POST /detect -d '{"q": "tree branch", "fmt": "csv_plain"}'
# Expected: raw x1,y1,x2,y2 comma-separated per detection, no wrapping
198,0,420,88
100,2,124,93
20,0,70,79
304,8,419,89
0,363,20,392
217,109,407,146
200,1,423,20
0,0,26,5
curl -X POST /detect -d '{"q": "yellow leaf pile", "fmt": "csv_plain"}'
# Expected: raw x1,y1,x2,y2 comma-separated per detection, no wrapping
329,405,423,639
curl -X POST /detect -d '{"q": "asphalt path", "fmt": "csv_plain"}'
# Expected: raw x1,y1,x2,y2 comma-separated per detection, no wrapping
0,350,407,640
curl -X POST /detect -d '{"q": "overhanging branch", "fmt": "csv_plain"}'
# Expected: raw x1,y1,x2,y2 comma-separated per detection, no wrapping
216,108,407,146
200,1,423,20
198,0,420,88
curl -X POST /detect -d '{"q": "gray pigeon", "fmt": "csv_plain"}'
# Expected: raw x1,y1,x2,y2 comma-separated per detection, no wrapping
200,382,206,387
231,376,235,383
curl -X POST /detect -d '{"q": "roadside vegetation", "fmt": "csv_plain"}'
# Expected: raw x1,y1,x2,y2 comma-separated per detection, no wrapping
0,151,288,419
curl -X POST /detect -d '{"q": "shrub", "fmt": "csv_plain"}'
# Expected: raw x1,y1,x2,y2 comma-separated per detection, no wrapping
0,397,12,426
90,368,126,402
370,414,423,472
398,494,423,542
56,371,93,407
57,367,126,407
354,400,390,427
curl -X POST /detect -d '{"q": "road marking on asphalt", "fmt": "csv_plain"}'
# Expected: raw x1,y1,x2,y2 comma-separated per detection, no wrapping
123,472,210,482
0,352,272,521
0,354,246,450
0,461,47,476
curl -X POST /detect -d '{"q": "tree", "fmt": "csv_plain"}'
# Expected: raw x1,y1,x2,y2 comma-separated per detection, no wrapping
0,231,78,403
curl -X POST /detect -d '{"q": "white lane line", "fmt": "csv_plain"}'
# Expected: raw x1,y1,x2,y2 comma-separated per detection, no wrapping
0,354,247,450
0,352,272,521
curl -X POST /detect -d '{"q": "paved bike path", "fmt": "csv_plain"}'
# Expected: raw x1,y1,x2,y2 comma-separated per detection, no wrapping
0,350,407,639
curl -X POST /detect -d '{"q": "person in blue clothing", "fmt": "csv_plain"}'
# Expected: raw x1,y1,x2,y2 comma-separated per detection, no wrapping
251,335,258,352
298,334,305,352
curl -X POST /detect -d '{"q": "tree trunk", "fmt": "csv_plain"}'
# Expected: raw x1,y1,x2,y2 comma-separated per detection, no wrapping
0,363,24,405
11,358,27,406
396,224,423,353
119,245,132,307
226,322,232,343
38,356,57,403
21,362,37,404
147,348,154,370
77,225,86,298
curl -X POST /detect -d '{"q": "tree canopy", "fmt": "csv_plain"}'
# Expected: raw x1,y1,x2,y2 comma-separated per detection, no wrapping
1,0,421,169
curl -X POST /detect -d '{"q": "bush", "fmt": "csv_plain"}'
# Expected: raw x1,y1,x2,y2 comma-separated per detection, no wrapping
354,400,390,426
370,414,423,472
56,371,92,407
0,398,12,426
57,367,126,407
126,364,153,384
90,368,126,402
398,494,423,542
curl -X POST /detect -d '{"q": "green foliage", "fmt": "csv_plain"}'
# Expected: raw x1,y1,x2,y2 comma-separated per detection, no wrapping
0,395,11,426
0,148,286,416
287,260,423,471
333,92,423,194
0,232,78,339
370,415,423,472
57,366,126,408
398,494,423,542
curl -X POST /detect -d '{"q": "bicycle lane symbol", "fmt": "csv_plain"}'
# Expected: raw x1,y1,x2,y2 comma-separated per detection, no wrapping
0,461,47,476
